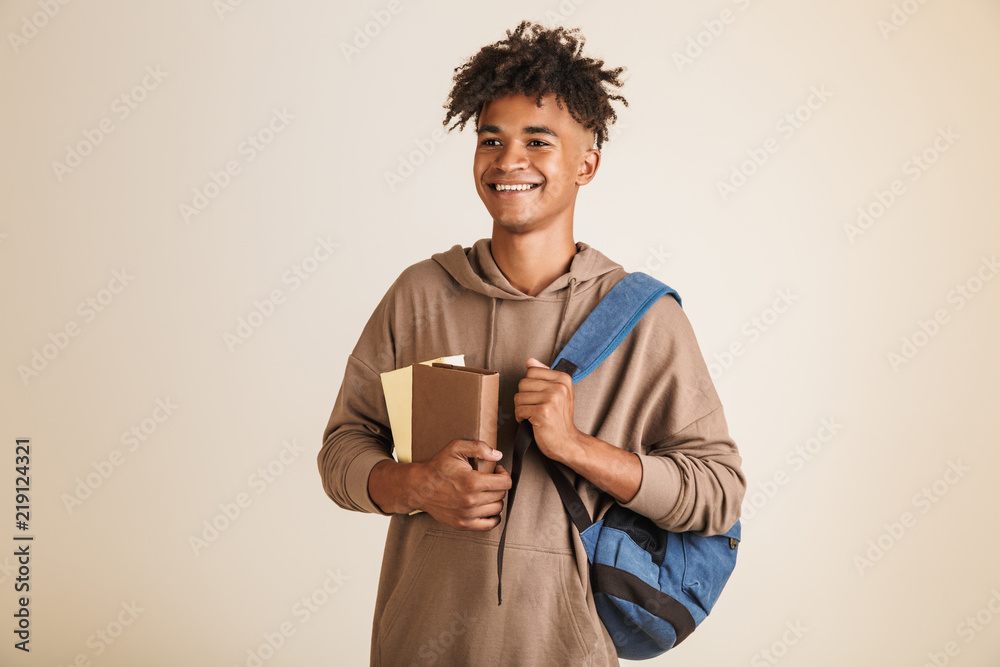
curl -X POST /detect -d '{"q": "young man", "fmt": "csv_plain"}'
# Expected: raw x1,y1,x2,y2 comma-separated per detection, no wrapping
318,21,745,666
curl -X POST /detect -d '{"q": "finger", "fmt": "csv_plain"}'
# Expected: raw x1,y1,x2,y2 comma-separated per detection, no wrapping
450,497,505,521
514,391,550,408
524,365,571,383
526,357,549,369
477,499,505,518
463,495,505,514
473,488,508,504
475,472,513,492
517,377,561,394
514,405,532,424
475,459,498,475
458,515,503,532
515,403,558,424
442,438,503,462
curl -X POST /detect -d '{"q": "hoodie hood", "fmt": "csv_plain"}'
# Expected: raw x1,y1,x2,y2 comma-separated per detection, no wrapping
432,238,624,300
432,238,626,367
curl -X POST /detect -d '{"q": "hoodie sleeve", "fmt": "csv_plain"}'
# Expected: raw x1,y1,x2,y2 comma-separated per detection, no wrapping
318,257,471,514
620,406,745,535
613,298,746,535
317,287,397,516
317,353,394,515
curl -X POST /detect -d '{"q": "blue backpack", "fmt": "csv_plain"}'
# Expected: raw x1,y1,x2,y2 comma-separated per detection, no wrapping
497,272,741,660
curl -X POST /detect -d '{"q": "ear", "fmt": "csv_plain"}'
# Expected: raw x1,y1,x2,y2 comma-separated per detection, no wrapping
575,148,601,186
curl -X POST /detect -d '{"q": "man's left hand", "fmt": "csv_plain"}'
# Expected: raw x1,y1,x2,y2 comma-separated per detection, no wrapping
513,357,583,463
513,357,643,504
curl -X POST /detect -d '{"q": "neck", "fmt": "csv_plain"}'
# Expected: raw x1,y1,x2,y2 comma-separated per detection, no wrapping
490,224,577,296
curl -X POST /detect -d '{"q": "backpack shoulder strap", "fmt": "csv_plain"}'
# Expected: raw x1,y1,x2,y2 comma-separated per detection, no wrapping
497,271,680,604
551,272,681,384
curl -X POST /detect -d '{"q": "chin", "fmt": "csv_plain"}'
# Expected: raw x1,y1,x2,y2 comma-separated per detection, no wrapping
493,217,530,230
490,207,547,231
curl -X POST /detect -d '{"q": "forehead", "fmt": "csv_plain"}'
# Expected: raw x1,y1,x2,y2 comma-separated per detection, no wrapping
478,93,581,132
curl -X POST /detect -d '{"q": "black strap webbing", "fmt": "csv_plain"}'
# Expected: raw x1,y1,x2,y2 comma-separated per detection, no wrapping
540,457,592,534
591,563,697,647
495,420,535,605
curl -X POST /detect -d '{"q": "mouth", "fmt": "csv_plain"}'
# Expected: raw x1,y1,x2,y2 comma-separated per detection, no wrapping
488,181,542,195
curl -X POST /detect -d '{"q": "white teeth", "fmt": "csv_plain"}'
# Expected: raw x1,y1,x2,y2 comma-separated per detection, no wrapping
493,183,537,191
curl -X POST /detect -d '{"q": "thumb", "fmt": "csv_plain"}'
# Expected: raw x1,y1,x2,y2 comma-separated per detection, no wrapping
526,357,548,369
444,438,502,461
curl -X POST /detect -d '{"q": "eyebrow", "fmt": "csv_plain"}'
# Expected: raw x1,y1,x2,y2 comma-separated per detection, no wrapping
477,124,559,138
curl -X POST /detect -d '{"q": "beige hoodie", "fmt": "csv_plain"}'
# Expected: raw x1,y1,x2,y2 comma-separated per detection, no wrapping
318,239,745,666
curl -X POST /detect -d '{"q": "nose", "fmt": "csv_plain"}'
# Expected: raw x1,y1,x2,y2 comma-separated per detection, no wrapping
493,142,529,172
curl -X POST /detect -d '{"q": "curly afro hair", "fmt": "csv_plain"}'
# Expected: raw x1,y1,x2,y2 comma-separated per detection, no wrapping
442,21,628,150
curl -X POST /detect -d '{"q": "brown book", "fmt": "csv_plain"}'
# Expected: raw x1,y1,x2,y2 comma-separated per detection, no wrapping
411,363,499,473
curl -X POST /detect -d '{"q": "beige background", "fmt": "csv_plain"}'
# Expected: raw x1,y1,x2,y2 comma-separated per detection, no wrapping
3,0,999,665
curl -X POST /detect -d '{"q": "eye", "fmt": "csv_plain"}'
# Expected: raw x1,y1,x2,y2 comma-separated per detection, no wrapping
480,138,500,147
528,139,549,147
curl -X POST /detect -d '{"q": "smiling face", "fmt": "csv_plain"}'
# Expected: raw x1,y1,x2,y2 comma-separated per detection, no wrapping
474,93,600,237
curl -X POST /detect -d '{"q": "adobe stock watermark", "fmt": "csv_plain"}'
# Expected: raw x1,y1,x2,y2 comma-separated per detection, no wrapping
542,0,589,25
672,0,760,73
407,611,476,666
853,459,970,575
213,0,250,21
878,0,934,39
61,398,179,513
223,235,339,352
179,107,294,224
627,246,671,276
0,556,16,584
707,288,798,381
7,0,74,54
17,268,135,386
56,600,144,667
717,85,833,202
233,567,349,667
844,126,959,244
189,439,307,556
370,278,464,372
384,125,453,192
887,254,997,372
604,118,629,146
340,0,407,63
921,588,1000,667
741,417,843,521
51,65,168,182
595,69,630,146
750,620,809,666
339,278,463,410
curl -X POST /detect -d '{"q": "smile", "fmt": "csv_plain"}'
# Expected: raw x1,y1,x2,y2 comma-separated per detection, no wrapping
491,183,541,192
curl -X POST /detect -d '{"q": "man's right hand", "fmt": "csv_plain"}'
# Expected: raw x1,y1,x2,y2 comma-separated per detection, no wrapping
368,439,512,531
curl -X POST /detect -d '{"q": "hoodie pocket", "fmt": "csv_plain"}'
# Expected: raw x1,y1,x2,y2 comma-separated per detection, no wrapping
376,532,435,656
376,528,600,667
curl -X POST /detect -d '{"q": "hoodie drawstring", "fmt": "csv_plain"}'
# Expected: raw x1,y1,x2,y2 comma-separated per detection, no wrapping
486,297,498,370
548,276,578,363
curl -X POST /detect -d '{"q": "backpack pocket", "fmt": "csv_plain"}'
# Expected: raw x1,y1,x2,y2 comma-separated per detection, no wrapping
680,520,741,616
